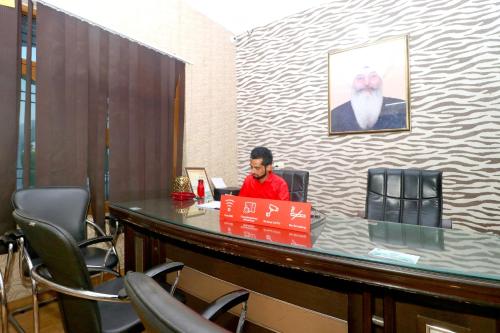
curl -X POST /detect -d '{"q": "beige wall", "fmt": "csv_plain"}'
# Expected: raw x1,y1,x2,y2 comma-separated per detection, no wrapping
5,0,238,302
42,0,239,186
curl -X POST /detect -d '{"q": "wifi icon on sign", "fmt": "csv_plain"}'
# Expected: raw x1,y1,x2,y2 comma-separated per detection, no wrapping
225,199,235,212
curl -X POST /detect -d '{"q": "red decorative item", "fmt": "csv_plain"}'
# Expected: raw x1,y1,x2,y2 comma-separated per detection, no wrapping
171,192,195,201
197,179,205,198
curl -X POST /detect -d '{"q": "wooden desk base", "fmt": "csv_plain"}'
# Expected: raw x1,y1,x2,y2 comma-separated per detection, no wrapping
119,215,500,333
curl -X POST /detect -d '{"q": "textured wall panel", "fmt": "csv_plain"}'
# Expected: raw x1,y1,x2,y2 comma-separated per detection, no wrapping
236,0,500,232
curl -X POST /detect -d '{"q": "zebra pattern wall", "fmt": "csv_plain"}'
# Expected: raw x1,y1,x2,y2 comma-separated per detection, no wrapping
235,0,500,233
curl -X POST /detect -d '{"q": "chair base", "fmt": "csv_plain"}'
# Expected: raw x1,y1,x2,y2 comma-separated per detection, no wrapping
8,296,56,333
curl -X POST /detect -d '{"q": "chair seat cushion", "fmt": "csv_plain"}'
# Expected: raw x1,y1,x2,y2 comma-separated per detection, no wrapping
80,246,119,270
95,278,143,333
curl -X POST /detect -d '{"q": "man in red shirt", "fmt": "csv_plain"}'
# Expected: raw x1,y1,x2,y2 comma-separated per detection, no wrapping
239,147,290,201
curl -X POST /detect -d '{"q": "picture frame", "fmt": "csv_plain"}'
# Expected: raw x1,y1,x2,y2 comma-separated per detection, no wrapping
184,167,214,201
328,35,410,135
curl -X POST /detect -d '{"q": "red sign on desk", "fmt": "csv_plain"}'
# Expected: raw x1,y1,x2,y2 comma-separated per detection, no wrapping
219,220,311,247
220,195,312,232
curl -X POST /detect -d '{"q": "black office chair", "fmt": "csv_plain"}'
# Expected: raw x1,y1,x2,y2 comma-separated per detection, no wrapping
12,187,120,273
11,187,121,332
273,169,309,202
125,272,249,333
365,168,451,228
12,209,184,333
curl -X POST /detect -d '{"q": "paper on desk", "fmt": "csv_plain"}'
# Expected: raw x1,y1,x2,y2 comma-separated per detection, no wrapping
368,248,420,264
211,177,227,189
197,201,221,210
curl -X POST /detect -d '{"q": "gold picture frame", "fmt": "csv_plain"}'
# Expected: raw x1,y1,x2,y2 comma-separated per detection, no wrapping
328,35,410,135
184,167,214,201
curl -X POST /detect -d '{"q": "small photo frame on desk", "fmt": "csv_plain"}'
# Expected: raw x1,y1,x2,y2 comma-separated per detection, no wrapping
185,167,214,201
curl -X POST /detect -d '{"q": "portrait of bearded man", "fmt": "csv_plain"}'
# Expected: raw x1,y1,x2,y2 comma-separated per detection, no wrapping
330,65,407,133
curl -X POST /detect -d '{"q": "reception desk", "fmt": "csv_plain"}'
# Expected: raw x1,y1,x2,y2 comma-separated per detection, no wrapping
109,198,500,333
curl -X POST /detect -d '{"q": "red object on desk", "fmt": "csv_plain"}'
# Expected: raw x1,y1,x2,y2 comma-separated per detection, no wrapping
197,179,205,198
171,192,195,201
219,220,311,248
219,195,312,232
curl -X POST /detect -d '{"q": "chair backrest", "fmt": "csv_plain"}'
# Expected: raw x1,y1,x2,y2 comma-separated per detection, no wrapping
273,169,309,202
124,272,230,333
12,187,90,242
12,209,102,333
365,168,444,228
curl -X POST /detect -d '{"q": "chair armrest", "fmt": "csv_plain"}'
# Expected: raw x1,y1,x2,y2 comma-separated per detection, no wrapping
78,235,114,248
86,266,121,277
201,289,249,321
85,219,107,237
31,265,127,303
144,262,184,278
104,215,124,244
442,218,452,229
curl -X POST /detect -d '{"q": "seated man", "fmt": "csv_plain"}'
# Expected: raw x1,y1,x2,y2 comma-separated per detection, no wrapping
239,147,290,201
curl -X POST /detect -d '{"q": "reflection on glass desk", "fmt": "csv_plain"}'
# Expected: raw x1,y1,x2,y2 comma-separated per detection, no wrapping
368,222,444,250
111,198,500,283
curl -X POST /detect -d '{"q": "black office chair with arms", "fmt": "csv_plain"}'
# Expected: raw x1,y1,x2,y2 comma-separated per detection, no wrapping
365,168,451,228
11,187,121,332
12,209,184,333
12,187,120,274
273,169,309,202
124,272,249,333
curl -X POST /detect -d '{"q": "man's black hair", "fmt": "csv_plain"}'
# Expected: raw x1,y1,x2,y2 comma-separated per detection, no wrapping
250,147,273,166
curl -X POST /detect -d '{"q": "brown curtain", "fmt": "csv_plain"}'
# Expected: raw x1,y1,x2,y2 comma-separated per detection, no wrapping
36,3,185,224
0,2,20,234
36,5,90,186
108,35,185,201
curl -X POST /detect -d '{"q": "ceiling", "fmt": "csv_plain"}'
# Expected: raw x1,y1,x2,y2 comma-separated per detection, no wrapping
182,0,329,35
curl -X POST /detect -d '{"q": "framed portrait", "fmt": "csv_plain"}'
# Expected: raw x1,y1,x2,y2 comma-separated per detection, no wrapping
328,35,410,135
185,167,214,201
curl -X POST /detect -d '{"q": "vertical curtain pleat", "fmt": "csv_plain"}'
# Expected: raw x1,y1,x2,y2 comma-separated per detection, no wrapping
160,57,174,191
0,3,20,234
37,4,88,186
87,25,108,226
107,34,130,201
175,61,186,177
144,49,161,197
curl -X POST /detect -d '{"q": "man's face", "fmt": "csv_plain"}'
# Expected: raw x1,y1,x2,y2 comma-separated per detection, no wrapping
250,158,271,182
352,70,382,95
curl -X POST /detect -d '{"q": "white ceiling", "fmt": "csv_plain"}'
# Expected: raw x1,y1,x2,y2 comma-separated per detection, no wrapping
182,0,329,35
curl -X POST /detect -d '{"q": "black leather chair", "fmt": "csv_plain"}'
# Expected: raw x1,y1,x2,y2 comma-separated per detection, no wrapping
12,209,184,333
12,187,120,274
273,169,309,202
11,187,121,332
365,168,451,228
125,272,249,333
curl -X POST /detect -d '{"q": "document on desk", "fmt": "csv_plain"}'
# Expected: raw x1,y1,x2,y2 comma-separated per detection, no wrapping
211,177,227,189
368,248,420,265
197,201,221,210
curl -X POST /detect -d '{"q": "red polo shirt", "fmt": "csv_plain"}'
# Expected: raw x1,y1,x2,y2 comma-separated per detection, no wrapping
239,172,290,201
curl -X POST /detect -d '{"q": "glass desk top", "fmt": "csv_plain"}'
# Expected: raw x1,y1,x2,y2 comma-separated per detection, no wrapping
110,198,500,283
